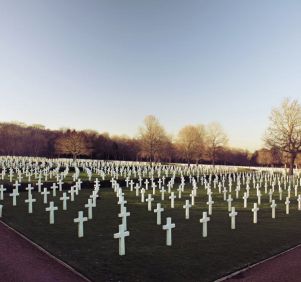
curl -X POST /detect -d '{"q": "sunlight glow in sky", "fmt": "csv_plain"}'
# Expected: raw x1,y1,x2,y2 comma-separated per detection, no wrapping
1,0,301,151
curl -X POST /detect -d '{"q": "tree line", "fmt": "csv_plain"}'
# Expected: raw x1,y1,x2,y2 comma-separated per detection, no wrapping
1,98,300,173
0,119,250,165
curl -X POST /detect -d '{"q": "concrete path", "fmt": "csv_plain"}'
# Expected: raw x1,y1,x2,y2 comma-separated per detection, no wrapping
221,244,301,282
0,220,90,282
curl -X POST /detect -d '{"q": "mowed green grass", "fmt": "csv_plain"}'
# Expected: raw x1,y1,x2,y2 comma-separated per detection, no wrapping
1,177,301,281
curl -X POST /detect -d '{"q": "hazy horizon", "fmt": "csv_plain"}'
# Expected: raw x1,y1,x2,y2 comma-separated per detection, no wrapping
1,1,301,151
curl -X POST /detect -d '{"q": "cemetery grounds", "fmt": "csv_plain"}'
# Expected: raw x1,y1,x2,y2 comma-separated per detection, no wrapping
1,158,301,282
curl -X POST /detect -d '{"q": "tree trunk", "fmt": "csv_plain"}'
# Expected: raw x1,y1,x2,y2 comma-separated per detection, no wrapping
289,153,296,175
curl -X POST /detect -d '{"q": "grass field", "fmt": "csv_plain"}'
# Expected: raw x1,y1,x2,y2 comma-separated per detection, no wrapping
1,177,301,281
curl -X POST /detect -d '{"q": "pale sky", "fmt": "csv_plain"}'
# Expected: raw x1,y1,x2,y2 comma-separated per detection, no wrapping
1,0,301,151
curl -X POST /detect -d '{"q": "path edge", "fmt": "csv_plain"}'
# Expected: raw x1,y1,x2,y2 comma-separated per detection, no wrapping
0,220,91,282
214,242,301,281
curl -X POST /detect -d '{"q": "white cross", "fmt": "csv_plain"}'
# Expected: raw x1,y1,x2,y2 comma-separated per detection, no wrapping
114,224,129,256
36,180,43,193
25,195,36,214
90,191,99,207
257,191,262,205
145,179,149,190
125,177,130,188
271,199,277,219
129,180,134,191
85,199,94,219
251,203,259,224
74,184,79,196
229,182,232,193
26,184,34,197
235,187,240,199
146,194,154,211
285,197,290,215
246,186,250,197
10,189,19,206
13,181,21,193
218,182,222,193
134,184,140,196
45,201,58,224
167,182,172,193
206,198,214,215
58,179,64,191
69,186,76,201
279,188,283,201
118,195,126,210
0,185,7,200
94,177,100,187
298,195,301,210
161,187,166,201
118,206,130,231
60,192,69,210
183,200,192,219
140,188,146,202
177,186,182,199
223,187,227,201
269,189,273,203
77,179,83,190
190,192,195,206
200,212,210,237
169,192,176,208
41,188,50,204
229,207,238,229
162,217,175,246
243,192,248,208
51,183,58,197
227,195,233,212
74,211,88,238
154,203,164,225
152,183,157,195
158,179,162,189
9,170,13,182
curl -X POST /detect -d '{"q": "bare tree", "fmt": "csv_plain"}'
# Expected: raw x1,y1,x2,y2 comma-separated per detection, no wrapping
157,134,174,163
176,124,206,165
55,131,92,160
138,115,167,164
264,98,301,175
206,122,228,165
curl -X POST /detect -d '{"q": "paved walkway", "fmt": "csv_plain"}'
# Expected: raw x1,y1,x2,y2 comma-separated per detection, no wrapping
224,244,301,282
0,221,89,282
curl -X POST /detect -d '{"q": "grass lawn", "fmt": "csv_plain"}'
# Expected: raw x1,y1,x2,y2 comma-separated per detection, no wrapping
1,177,301,281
